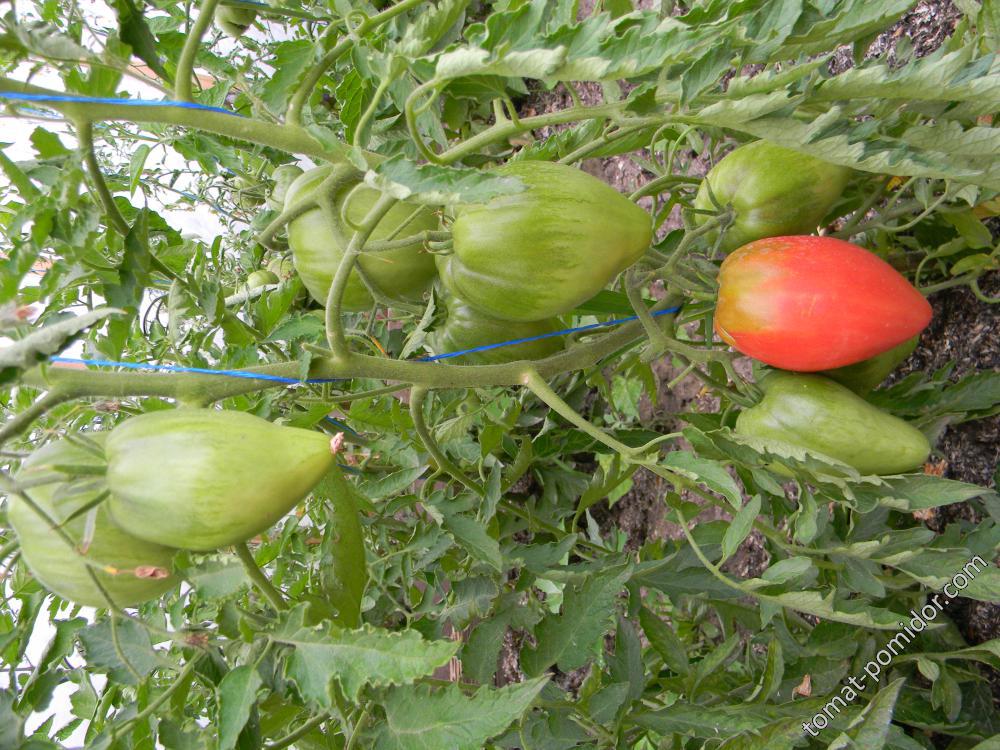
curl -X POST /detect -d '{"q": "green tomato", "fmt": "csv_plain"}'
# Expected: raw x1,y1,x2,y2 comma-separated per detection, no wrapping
736,371,930,475
694,141,852,252
822,335,919,394
266,256,296,280
7,436,177,607
235,175,264,211
106,409,334,550
437,161,652,322
247,269,280,289
431,295,565,365
285,167,439,311
267,165,304,210
216,5,256,36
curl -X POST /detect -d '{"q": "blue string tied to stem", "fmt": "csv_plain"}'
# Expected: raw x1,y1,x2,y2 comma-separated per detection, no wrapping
47,304,682,380
0,90,243,118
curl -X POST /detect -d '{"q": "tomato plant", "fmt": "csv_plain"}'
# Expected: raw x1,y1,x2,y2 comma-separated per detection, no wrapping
1,1,998,748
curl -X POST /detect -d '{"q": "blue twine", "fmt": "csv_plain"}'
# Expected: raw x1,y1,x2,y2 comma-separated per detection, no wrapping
0,91,242,118
416,306,682,362
324,416,360,437
47,305,682,439
48,304,681,380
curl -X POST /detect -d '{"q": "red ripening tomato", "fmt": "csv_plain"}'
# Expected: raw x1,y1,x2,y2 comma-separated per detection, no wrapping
715,236,932,371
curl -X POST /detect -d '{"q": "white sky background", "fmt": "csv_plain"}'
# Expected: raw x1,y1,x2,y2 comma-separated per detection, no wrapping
1,2,287,743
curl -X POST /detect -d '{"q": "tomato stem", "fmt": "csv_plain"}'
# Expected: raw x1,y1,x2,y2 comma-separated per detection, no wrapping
236,542,289,611
175,0,222,103
285,0,428,126
409,385,484,496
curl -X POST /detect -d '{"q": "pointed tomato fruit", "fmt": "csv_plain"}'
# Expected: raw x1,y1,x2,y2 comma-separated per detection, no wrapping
715,236,931,371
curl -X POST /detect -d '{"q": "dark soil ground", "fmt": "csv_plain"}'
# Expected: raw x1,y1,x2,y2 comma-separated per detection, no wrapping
499,0,1000,709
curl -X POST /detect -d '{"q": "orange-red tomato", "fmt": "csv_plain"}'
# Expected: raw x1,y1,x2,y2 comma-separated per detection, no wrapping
715,236,931,371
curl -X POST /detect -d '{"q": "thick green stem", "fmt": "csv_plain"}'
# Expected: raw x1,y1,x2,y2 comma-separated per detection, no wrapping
344,704,371,750
236,542,288,611
407,86,626,164
264,712,331,750
353,76,393,148
0,390,70,448
557,123,651,165
629,174,701,201
78,121,129,235
362,230,451,254
521,369,640,458
409,386,484,496
0,77,336,162
322,189,398,356
672,503,746,594
175,0,222,102
257,194,318,248
224,282,279,307
108,657,203,740
0,539,20,565
19,299,672,415
833,176,891,238
625,276,672,354
919,272,984,296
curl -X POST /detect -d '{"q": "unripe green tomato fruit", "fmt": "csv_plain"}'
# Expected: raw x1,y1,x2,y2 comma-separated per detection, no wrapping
247,269,280,289
822,335,919,394
7,436,177,607
106,410,334,551
438,161,652,322
736,372,930,475
216,6,256,36
235,176,264,211
266,256,296,280
694,141,852,252
431,295,565,364
267,165,304,210
285,167,439,311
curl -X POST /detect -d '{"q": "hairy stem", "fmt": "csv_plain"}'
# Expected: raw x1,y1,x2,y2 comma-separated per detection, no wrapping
175,0,222,102
108,657,203,740
257,195,320,248
322,187,398,355
236,542,288,610
521,369,639,457
264,711,331,750
0,77,336,162
78,121,130,235
0,390,70,449
409,386,484,495
285,0,427,125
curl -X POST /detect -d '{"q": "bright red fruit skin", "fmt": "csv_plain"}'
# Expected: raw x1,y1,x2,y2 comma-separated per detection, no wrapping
715,236,932,371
